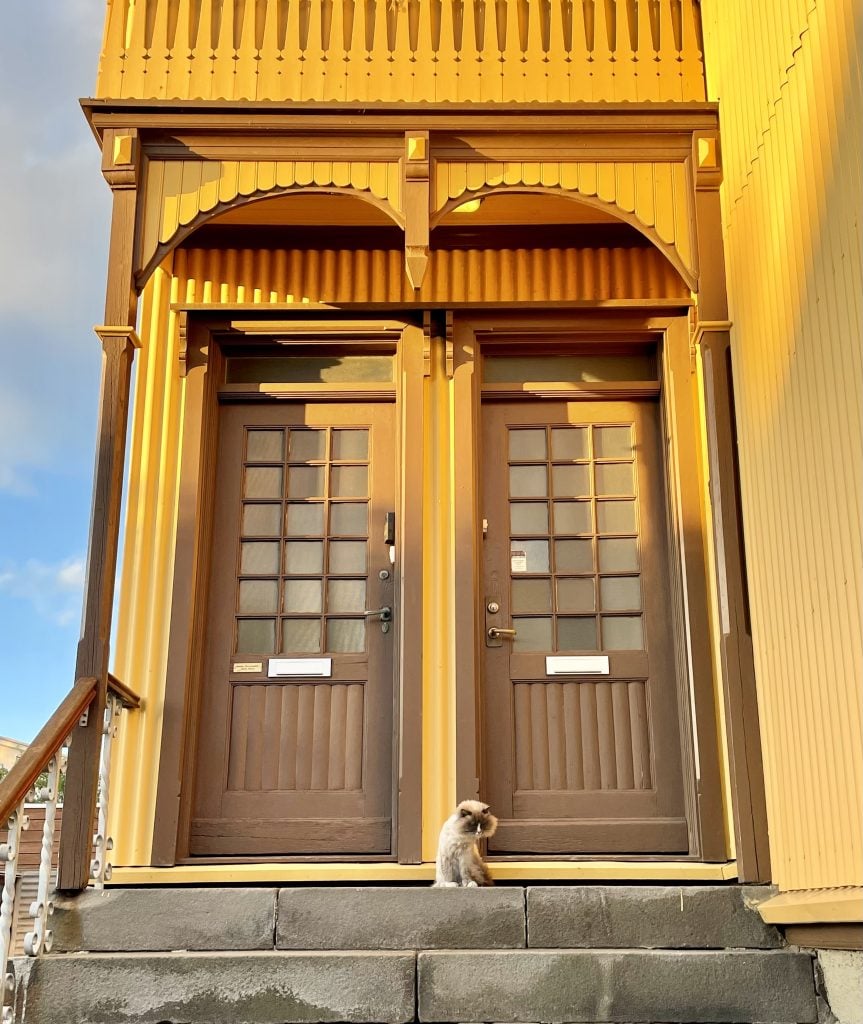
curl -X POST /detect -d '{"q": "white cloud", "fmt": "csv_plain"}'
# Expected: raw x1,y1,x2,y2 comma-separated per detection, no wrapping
0,2,111,493
0,556,85,627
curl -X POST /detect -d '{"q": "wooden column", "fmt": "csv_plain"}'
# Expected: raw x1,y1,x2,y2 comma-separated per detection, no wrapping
58,130,141,891
693,132,770,882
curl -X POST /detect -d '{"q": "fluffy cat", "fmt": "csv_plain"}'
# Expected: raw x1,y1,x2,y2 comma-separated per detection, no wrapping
433,799,498,887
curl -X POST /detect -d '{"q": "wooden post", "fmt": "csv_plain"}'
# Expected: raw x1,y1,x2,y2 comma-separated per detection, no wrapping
57,130,140,892
693,132,771,882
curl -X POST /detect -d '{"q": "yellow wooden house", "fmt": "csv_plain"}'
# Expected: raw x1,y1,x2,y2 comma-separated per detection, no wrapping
1,1,860,1011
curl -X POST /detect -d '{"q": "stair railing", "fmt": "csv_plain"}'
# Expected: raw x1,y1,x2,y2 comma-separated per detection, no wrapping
0,673,139,1018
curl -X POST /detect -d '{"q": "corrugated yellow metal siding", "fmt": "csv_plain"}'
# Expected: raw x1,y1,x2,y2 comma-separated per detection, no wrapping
702,0,862,893
172,243,688,304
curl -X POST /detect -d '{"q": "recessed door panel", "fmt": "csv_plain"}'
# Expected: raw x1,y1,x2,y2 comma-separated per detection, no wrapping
190,402,396,857
482,400,688,854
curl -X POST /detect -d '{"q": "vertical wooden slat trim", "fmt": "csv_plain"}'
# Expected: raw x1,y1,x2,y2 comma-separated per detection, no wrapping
700,330,770,881
580,682,601,790
514,684,532,790
530,683,550,790
662,316,726,860
452,317,483,811
278,685,299,790
397,323,424,862
227,685,250,790
563,683,584,790
295,684,316,790
344,683,364,790
310,684,332,791
612,680,635,790
328,683,347,790
547,682,567,789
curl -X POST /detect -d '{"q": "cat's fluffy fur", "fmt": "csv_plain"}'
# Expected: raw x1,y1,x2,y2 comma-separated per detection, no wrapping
432,799,498,887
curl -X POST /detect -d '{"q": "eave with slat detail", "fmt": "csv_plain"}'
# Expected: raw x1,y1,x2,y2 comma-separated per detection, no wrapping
96,0,706,104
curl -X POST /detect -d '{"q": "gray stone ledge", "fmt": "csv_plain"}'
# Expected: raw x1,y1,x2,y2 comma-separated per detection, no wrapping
277,886,526,949
417,948,817,1023
13,950,416,1024
51,887,277,951
527,885,782,949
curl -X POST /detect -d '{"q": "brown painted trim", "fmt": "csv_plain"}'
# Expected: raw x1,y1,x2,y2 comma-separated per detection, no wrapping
183,224,649,253
699,330,771,882
82,100,720,137
153,313,420,866
151,318,223,865
58,331,138,891
784,924,863,951
660,318,726,861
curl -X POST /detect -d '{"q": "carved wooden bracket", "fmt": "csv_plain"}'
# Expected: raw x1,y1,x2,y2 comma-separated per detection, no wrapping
101,129,140,190
404,131,430,291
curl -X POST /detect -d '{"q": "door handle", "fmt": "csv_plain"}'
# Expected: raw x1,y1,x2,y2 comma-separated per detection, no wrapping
364,606,392,634
487,626,517,640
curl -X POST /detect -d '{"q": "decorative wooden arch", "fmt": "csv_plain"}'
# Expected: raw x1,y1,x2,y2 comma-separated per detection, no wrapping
135,150,697,295
432,185,696,291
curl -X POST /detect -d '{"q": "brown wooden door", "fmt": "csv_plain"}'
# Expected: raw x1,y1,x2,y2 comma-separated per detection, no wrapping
481,400,688,854
190,402,396,857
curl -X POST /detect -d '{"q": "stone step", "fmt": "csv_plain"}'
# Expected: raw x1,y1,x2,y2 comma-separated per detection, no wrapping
417,949,818,1024
277,886,526,949
52,885,780,953
527,885,781,949
10,947,818,1024
9,951,416,1024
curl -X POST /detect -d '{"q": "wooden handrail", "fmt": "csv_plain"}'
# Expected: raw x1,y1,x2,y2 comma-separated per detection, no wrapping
107,672,141,710
0,676,97,824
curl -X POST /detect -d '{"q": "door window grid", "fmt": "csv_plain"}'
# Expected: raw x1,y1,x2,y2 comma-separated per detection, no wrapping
507,424,644,652
235,426,371,656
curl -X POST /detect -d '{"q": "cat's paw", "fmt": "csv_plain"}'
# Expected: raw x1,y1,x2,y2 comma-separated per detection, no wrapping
432,881,459,888
463,880,479,887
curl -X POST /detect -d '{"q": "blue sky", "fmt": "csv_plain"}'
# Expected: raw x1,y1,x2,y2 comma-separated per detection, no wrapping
0,2,111,741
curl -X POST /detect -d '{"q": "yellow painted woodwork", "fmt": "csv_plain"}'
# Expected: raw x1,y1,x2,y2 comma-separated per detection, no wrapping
139,157,696,289
96,0,706,103
421,339,457,860
432,159,696,285
109,258,181,867
703,0,863,901
108,860,738,885
757,887,863,926
169,242,688,306
140,159,405,277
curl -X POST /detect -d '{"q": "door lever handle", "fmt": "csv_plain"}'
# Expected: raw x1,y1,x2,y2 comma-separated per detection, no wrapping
365,605,392,635
487,626,517,640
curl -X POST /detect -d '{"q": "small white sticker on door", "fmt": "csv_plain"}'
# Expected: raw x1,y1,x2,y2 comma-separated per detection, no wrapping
510,550,527,573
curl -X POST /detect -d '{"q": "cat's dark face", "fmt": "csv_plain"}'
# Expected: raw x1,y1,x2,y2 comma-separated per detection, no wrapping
455,799,498,838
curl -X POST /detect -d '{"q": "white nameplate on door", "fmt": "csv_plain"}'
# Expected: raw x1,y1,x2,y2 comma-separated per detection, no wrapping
268,658,333,678
545,655,610,676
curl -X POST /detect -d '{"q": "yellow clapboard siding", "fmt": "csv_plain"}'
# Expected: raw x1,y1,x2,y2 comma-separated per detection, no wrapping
702,0,863,899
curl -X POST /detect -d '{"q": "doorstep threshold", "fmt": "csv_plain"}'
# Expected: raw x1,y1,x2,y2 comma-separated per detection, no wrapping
107,860,738,885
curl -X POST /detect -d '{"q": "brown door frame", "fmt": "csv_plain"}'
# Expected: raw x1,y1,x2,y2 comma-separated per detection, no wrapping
151,311,424,865
452,310,726,861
